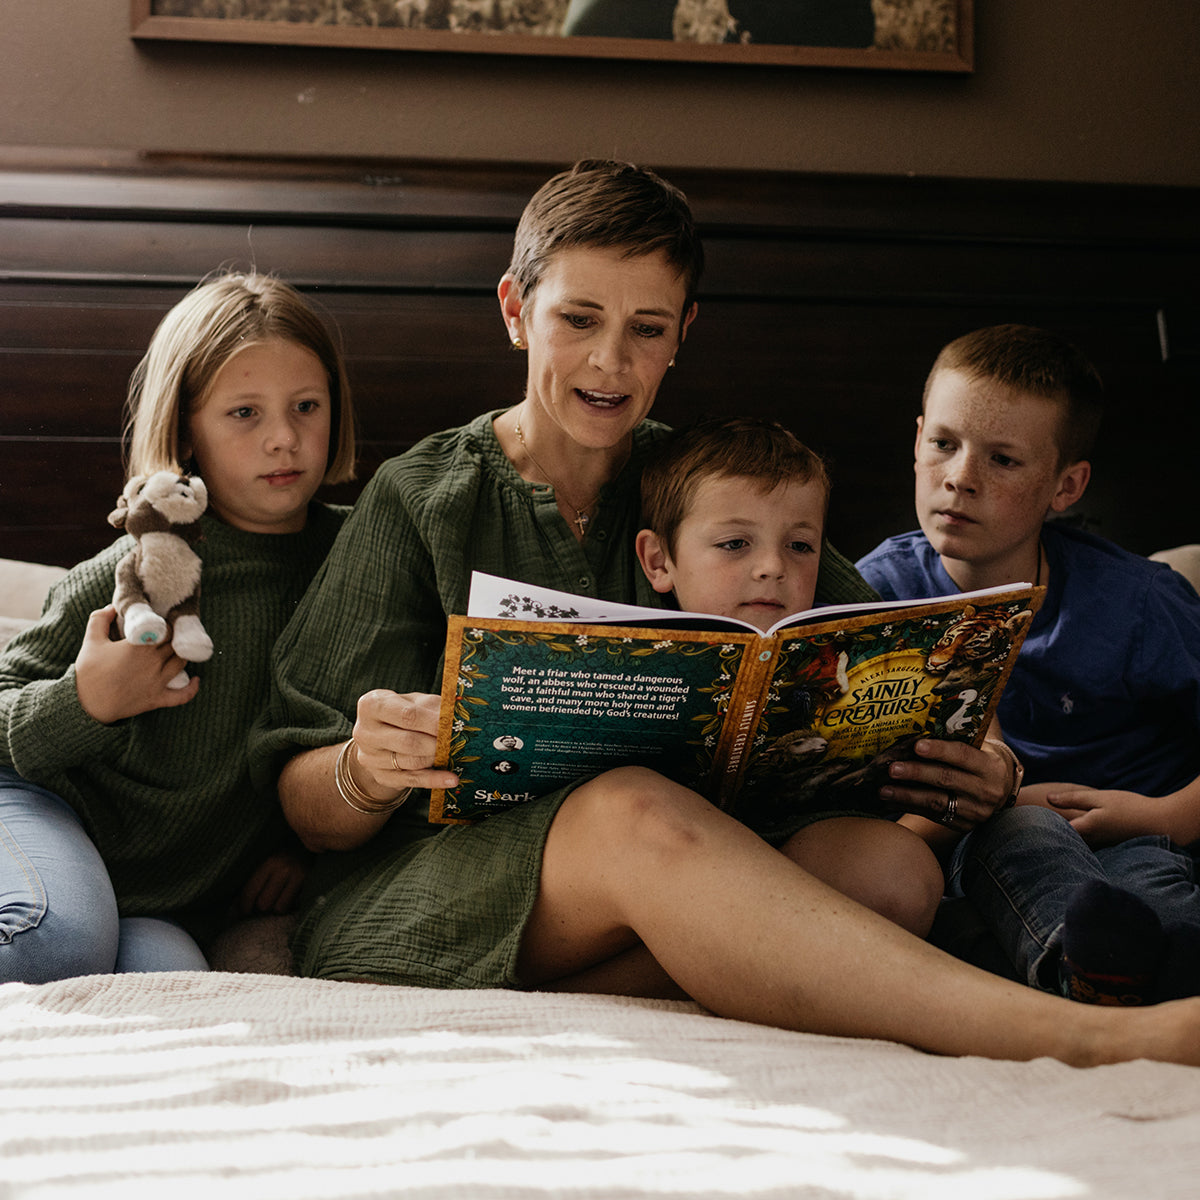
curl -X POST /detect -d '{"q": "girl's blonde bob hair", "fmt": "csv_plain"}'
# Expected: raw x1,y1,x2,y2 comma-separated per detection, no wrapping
124,271,356,485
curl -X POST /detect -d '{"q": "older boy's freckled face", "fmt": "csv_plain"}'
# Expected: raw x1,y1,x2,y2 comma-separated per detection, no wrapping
915,369,1074,579
657,474,825,632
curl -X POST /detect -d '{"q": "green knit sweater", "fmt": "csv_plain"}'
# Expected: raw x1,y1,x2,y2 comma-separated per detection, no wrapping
0,504,346,937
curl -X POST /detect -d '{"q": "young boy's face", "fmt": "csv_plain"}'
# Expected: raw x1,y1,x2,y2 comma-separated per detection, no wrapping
915,368,1088,584
638,473,825,631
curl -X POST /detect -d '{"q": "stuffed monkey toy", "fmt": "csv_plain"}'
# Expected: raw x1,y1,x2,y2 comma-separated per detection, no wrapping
107,471,213,689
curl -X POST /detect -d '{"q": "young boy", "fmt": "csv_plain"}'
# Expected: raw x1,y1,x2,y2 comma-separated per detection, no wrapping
857,324,1200,1003
634,415,1012,938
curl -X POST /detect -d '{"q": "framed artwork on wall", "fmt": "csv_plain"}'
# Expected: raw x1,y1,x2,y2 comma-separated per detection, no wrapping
130,1,974,73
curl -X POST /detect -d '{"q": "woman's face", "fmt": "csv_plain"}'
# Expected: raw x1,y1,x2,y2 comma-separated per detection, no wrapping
501,246,696,452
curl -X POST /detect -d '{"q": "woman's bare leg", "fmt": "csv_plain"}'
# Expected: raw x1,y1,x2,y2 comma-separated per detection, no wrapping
542,817,939,994
517,767,1200,1066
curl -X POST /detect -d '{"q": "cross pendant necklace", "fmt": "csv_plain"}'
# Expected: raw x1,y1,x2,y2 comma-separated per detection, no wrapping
514,414,600,537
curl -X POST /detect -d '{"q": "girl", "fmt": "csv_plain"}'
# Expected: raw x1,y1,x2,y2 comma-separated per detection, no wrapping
0,271,356,982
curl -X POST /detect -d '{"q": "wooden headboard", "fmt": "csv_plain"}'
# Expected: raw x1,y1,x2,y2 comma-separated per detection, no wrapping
3,149,1197,569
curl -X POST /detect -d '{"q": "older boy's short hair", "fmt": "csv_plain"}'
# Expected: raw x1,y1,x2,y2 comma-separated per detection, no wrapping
924,324,1105,466
642,417,830,558
507,159,704,317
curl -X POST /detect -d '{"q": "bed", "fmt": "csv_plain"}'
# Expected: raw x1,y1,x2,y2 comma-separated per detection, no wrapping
6,970,1200,1199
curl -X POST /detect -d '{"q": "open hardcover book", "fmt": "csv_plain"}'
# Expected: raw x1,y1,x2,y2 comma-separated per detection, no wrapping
430,572,1044,828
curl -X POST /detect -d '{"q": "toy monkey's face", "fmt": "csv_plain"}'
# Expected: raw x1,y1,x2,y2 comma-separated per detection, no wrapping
137,471,208,525
108,470,208,532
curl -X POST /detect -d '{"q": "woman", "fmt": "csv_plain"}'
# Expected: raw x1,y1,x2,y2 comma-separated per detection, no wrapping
252,160,1200,1066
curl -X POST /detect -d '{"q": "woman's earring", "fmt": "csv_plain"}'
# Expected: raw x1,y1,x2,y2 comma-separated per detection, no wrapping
511,336,525,350
668,357,676,368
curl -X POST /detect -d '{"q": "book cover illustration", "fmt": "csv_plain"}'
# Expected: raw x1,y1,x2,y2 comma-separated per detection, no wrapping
430,575,1041,825
724,595,1038,839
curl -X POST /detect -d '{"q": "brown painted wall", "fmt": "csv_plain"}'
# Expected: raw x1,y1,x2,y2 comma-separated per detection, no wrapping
4,1,1198,186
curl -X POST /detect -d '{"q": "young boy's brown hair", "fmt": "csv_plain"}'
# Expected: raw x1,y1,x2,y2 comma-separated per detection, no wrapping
640,416,831,559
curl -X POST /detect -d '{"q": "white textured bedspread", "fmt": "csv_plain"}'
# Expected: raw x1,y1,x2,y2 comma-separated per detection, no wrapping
3,971,1200,1199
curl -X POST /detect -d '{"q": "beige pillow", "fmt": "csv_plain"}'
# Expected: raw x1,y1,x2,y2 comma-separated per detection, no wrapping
0,559,69,653
0,558,69,621
1149,545,1200,592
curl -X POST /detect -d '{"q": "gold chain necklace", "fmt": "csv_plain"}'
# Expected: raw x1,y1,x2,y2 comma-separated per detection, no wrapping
514,414,601,537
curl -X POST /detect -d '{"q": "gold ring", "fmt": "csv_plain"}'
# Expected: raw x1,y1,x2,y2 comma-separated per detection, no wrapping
390,750,400,773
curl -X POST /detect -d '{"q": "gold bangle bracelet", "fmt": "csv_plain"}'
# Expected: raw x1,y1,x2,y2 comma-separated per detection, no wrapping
334,738,413,816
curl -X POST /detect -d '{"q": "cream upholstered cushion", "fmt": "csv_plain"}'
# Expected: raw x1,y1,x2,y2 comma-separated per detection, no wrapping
0,616,29,651
1149,544,1200,591
0,557,68,620
0,557,69,651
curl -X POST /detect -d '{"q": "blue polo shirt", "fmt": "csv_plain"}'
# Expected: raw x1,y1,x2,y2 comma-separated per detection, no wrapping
856,523,1200,795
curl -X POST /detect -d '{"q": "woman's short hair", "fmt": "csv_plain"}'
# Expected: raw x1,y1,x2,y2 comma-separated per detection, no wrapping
124,270,356,484
506,159,704,317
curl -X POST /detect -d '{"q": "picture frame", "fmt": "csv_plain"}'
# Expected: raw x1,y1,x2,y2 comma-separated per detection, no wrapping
130,1,974,74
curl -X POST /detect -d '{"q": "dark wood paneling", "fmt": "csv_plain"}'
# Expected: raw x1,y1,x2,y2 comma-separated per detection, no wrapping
2,152,1197,569
0,441,126,566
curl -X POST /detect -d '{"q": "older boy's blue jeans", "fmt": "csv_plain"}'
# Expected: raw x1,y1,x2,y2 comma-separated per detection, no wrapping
944,805,1200,991
0,768,208,982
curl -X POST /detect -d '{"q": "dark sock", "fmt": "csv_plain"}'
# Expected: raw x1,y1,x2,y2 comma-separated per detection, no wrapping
1059,879,1165,1006
1155,923,1200,1002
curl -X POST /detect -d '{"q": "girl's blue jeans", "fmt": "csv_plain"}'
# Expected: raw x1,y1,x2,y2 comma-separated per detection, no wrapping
0,767,208,983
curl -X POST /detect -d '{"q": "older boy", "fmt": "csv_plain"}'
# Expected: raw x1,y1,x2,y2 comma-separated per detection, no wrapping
857,324,1200,1003
635,416,1017,937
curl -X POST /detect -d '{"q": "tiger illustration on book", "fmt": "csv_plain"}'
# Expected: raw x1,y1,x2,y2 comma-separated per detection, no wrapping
926,604,1033,695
